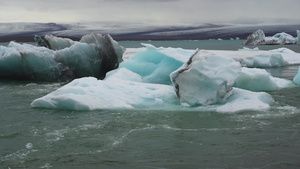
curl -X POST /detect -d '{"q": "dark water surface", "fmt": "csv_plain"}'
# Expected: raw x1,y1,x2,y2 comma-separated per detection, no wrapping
1,41,300,169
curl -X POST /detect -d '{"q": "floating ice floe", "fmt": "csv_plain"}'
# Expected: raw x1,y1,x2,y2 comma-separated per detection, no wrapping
234,67,294,91
0,33,124,81
31,75,178,110
243,29,300,45
31,44,300,113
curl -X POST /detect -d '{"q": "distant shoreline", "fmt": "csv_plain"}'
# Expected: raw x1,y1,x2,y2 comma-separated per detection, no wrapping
0,23,299,42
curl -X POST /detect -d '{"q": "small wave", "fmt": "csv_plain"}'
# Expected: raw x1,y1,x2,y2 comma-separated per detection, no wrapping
112,125,155,147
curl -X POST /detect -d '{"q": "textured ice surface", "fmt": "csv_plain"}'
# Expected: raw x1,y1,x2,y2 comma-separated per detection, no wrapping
31,76,178,110
170,50,241,106
199,49,300,67
44,35,75,50
107,44,194,85
0,33,123,81
243,29,265,45
234,67,294,91
214,88,275,113
0,42,62,81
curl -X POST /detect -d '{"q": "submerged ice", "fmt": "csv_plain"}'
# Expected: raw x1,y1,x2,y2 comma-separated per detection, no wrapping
31,44,300,113
0,33,124,81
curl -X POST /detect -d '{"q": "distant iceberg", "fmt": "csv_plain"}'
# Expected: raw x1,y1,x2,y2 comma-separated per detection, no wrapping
244,29,300,45
31,45,300,113
0,33,124,81
297,30,300,45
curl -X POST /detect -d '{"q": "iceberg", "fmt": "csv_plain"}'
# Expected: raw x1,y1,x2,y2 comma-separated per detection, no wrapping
243,29,265,45
31,68,275,113
244,30,299,45
0,33,124,81
31,75,275,113
31,45,299,113
272,32,296,44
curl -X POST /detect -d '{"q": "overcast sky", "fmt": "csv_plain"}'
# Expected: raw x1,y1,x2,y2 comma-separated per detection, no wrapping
0,0,299,25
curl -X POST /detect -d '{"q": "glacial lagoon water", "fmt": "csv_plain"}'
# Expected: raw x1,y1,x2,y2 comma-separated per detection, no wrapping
1,40,300,169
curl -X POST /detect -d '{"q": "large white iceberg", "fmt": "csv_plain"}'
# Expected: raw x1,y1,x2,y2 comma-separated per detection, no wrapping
31,68,275,113
170,50,241,106
31,75,178,110
244,30,299,45
0,33,124,81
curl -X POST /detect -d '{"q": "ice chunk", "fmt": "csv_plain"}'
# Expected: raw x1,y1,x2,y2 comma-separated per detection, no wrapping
244,30,297,45
105,67,142,82
215,88,275,113
269,47,296,53
140,43,195,63
170,50,241,106
31,77,178,110
241,53,285,68
34,35,51,48
0,42,64,81
80,33,124,76
234,67,294,91
243,29,265,45
44,35,75,50
273,32,296,44
55,43,103,78
199,49,288,68
107,44,192,85
0,33,124,81
293,66,300,85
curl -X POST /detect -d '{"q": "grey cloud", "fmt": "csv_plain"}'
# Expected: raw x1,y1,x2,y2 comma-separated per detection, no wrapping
0,0,300,25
